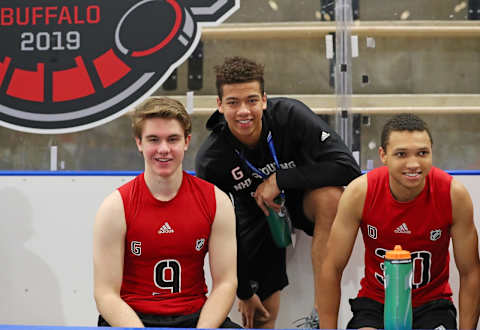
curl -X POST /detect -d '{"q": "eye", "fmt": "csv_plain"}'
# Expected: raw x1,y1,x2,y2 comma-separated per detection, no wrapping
395,152,406,157
248,98,258,104
419,150,429,156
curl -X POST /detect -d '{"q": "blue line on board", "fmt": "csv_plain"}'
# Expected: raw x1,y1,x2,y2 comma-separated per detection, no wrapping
0,170,479,176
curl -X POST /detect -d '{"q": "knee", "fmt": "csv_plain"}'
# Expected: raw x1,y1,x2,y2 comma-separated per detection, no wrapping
303,186,343,222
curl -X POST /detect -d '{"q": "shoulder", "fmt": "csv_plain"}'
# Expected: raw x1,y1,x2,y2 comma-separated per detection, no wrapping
266,97,314,117
344,174,368,200
213,185,232,206
267,97,310,109
335,174,367,224
450,177,472,208
195,135,232,178
95,190,125,229
100,190,124,212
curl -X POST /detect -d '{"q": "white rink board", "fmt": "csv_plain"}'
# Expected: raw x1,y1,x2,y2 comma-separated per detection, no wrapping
0,174,479,328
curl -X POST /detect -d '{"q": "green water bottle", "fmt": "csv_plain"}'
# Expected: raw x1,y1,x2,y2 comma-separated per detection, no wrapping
384,245,413,330
265,195,292,248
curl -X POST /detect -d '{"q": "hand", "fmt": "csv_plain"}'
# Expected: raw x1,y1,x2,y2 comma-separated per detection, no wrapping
238,294,271,328
253,173,282,216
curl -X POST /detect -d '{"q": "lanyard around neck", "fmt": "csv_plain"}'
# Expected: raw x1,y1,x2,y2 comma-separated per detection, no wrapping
235,131,281,180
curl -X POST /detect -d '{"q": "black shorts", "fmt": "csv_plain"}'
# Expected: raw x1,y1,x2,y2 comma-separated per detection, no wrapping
346,297,457,329
284,189,314,236
248,233,288,301
98,311,241,328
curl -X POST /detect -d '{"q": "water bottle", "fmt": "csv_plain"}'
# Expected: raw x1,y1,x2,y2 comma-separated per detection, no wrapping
265,195,292,248
384,245,413,330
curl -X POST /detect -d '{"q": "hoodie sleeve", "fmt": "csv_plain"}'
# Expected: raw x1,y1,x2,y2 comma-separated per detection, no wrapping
271,98,361,190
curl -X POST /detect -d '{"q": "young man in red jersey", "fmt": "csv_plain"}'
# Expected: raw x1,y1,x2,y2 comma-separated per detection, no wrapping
93,97,240,328
317,113,480,329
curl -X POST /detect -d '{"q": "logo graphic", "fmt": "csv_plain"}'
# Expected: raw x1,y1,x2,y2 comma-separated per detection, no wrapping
430,229,442,241
0,0,239,133
195,238,205,251
367,224,377,239
131,240,142,256
321,131,330,142
394,223,411,234
158,222,174,234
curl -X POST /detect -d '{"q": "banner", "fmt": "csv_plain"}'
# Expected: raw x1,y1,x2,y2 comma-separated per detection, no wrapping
0,0,239,133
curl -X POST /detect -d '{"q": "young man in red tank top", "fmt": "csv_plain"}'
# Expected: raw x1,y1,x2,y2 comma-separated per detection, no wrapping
317,113,480,329
93,97,240,328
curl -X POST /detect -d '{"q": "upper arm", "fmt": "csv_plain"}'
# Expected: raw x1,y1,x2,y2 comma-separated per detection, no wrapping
93,191,127,298
450,179,480,275
325,175,367,272
208,186,237,286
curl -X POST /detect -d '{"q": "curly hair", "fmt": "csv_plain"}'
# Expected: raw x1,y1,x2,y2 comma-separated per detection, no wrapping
215,56,265,99
381,113,433,151
131,96,192,139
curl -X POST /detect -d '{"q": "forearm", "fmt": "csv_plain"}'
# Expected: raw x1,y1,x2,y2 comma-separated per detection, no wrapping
316,268,342,329
197,281,237,328
458,268,480,330
95,292,144,327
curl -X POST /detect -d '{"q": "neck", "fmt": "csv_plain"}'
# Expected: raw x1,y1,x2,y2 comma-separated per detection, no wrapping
144,168,183,201
233,124,262,149
389,179,425,202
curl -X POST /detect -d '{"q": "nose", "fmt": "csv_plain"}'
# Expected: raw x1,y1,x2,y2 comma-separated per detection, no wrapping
238,101,250,115
156,140,170,154
406,155,420,168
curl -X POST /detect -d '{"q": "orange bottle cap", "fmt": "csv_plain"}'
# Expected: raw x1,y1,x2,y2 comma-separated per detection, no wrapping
385,245,411,260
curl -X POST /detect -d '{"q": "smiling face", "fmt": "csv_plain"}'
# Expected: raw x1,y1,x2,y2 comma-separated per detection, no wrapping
135,117,190,179
379,130,433,202
217,81,267,148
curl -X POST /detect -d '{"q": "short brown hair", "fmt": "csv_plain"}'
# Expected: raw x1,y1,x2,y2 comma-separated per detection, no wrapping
131,97,192,139
215,56,265,99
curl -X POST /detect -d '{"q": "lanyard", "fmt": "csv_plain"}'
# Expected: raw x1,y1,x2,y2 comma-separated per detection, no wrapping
235,131,285,197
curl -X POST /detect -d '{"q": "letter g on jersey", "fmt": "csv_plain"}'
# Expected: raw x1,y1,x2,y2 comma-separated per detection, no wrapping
0,0,239,133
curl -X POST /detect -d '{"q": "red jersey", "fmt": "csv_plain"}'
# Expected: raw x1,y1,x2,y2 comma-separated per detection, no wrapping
118,172,216,315
357,166,453,307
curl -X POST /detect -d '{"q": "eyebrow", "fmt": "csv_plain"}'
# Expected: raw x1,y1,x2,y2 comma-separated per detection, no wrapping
392,146,430,152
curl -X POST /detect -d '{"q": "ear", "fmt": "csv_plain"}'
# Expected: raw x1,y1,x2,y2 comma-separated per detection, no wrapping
262,93,267,110
135,136,143,153
184,135,192,151
379,146,387,165
217,96,224,114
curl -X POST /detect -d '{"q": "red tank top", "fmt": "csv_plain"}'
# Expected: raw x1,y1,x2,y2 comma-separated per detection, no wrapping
358,166,453,307
118,172,216,315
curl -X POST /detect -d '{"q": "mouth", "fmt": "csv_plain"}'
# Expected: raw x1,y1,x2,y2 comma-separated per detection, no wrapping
237,119,252,125
154,157,171,163
403,171,421,179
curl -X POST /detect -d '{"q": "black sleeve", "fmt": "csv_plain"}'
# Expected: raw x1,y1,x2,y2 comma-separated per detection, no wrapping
272,99,361,190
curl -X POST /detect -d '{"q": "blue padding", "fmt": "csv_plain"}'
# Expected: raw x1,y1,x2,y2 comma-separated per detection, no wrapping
0,170,195,176
0,170,478,176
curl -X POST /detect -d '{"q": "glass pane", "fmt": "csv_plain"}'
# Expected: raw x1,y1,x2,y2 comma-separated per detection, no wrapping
0,1,478,171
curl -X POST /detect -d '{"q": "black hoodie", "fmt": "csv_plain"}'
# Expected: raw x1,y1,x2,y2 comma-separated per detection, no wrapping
195,97,361,299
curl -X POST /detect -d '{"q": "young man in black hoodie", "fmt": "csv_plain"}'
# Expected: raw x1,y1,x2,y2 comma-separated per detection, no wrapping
195,57,361,328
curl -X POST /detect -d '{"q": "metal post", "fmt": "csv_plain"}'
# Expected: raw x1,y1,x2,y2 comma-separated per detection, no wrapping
334,0,354,150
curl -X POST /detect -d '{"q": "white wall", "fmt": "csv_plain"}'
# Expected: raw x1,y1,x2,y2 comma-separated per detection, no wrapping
0,175,479,328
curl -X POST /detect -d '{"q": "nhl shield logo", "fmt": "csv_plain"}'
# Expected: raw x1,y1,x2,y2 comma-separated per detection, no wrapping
0,0,239,133
195,238,205,251
430,229,442,241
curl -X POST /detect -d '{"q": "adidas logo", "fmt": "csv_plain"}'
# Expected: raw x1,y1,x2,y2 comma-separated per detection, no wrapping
158,222,174,234
394,223,411,234
321,131,330,142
